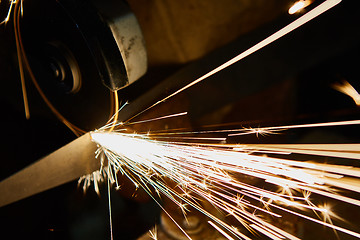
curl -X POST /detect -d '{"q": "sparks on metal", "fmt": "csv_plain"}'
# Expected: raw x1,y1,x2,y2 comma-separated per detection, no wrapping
88,127,360,239
78,0,358,239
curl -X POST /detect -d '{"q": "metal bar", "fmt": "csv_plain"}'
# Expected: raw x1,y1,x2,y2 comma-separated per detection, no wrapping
0,132,99,207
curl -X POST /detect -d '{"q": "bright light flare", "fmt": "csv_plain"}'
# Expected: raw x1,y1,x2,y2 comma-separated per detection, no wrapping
289,0,312,15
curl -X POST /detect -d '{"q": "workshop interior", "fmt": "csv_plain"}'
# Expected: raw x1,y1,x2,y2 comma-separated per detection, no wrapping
1,0,360,239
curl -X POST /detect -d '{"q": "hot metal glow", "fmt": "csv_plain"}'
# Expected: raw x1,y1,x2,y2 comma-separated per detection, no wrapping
89,127,360,239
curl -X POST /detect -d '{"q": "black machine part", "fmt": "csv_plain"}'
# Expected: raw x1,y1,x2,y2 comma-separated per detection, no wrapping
20,0,147,130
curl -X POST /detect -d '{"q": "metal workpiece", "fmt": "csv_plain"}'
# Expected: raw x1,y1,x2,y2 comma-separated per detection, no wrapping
0,133,100,208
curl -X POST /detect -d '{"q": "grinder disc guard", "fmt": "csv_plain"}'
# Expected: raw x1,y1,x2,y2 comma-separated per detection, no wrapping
20,0,145,130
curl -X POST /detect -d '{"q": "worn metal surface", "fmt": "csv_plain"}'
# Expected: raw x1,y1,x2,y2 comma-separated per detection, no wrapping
0,133,99,207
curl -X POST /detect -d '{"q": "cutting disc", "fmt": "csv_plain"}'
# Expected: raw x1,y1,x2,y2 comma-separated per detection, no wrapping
20,0,121,131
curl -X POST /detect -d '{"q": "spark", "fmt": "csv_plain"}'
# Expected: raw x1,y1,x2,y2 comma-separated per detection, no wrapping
78,170,105,195
125,111,188,126
228,119,360,137
288,1,313,15
143,119,360,140
237,143,360,160
148,225,158,240
0,0,17,25
88,127,360,239
153,136,227,141
107,168,114,240
332,80,360,106
208,221,235,240
108,91,120,132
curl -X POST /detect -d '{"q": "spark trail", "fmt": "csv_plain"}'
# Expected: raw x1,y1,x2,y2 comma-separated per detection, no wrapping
3,0,357,238
88,124,360,239
0,0,19,25
82,1,356,238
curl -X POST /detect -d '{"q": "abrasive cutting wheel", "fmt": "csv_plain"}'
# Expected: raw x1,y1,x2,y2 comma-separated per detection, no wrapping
20,0,147,131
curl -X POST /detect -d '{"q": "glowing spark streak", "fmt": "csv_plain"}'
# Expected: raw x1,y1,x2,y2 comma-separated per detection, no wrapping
174,146,360,205
0,0,16,24
93,134,264,238
210,218,253,240
302,186,360,207
107,172,114,240
91,130,360,239
126,112,188,125
206,187,283,218
128,174,193,240
20,0,23,16
100,101,129,131
229,119,360,136
289,0,312,15
142,128,232,136
272,203,360,238
249,215,301,240
240,144,360,159
233,208,298,240
249,224,284,240
239,144,360,160
216,179,325,214
103,151,194,239
333,80,360,106
13,0,29,119
234,154,360,178
154,136,227,141
243,189,360,238
148,226,158,240
261,143,360,152
185,150,320,185
147,119,360,138
208,221,235,240
126,0,341,123
108,91,119,132
323,177,360,193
